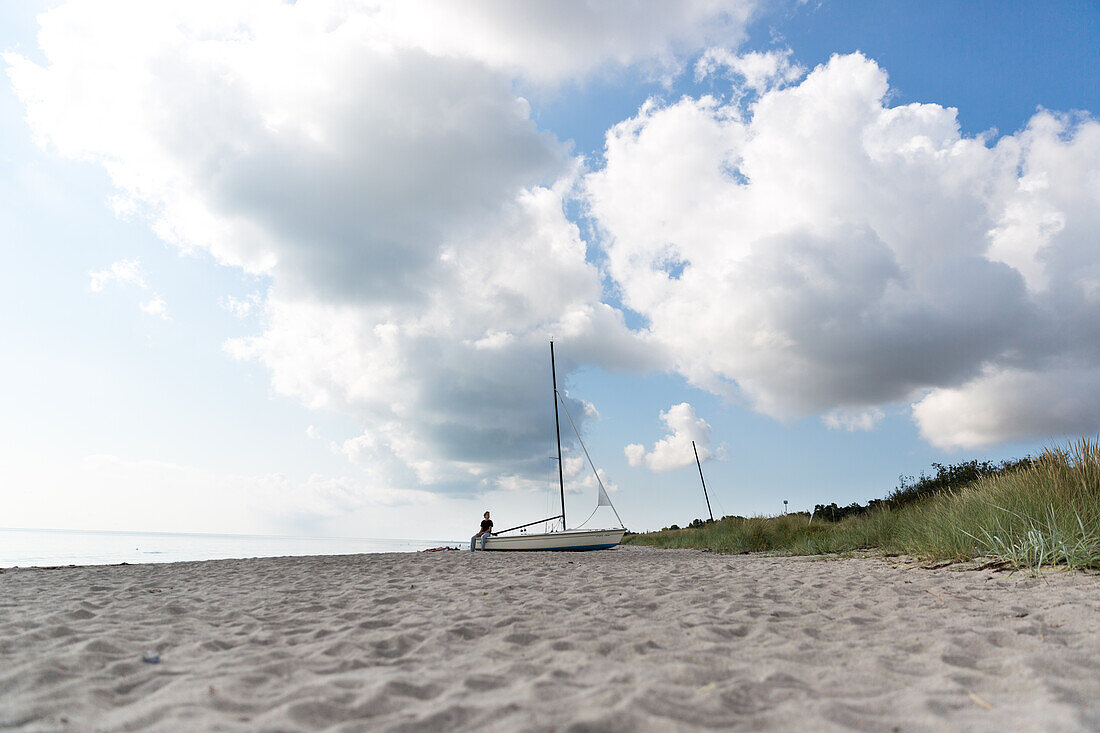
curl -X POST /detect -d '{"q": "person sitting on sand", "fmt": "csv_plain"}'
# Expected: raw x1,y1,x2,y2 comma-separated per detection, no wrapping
470,511,493,551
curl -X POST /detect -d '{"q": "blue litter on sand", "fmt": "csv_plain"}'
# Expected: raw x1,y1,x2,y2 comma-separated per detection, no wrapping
142,651,160,664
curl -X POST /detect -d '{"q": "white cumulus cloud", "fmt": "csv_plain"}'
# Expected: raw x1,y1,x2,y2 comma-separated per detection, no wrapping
139,294,169,320
588,52,1100,449
373,0,758,84
625,402,714,472
912,367,1100,450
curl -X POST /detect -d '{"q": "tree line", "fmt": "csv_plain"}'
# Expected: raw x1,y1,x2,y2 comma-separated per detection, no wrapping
657,457,1034,530
813,457,1033,522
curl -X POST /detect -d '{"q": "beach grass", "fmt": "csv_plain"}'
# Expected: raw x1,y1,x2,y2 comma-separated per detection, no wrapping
625,437,1100,573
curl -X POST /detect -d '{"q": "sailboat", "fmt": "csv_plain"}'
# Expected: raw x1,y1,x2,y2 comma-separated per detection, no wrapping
476,342,626,551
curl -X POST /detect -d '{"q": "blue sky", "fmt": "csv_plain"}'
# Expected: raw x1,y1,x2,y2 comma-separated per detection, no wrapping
2,1,1097,539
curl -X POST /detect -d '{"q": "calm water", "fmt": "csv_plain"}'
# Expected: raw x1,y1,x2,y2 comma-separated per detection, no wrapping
0,528,462,568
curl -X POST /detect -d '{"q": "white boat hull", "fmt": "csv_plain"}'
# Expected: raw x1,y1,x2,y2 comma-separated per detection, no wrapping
478,528,625,552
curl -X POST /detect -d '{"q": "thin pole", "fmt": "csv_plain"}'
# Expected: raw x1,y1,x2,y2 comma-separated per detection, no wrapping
551,341,566,531
692,440,714,522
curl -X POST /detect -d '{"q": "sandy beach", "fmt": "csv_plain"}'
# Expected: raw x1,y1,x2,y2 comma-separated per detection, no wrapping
2,547,1099,731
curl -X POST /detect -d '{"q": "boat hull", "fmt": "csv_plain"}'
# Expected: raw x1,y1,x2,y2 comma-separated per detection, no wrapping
478,528,625,552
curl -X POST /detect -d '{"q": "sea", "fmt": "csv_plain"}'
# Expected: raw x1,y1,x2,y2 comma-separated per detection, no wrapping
0,528,462,568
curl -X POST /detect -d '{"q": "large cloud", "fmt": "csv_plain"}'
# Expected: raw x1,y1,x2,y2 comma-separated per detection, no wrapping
587,52,1100,448
7,2,569,295
376,0,758,83
226,185,653,488
6,0,748,494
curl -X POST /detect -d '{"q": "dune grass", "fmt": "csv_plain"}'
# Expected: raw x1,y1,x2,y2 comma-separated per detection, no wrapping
625,437,1100,574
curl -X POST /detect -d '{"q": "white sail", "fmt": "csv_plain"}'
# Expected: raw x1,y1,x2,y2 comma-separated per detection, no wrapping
597,482,613,507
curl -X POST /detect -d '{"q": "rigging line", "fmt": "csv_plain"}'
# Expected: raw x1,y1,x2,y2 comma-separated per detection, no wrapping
556,393,625,529
572,504,601,530
712,490,727,519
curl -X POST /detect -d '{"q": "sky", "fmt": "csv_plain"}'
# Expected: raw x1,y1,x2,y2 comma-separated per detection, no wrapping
1,0,1098,540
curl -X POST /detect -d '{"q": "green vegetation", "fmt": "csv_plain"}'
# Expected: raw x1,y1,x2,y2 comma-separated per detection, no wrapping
812,456,1033,522
624,438,1100,574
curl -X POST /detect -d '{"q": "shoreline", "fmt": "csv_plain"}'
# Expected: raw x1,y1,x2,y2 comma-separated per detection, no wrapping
3,547,1099,730
0,527,460,570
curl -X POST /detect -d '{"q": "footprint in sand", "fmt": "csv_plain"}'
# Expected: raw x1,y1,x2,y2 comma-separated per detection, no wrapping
503,632,539,646
357,619,394,630
286,699,353,726
941,654,979,670
464,674,508,691
447,624,488,641
382,680,443,700
392,705,474,732
370,633,422,659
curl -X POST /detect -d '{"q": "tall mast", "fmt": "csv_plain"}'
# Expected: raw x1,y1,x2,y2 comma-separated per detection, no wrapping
693,440,714,522
551,341,566,531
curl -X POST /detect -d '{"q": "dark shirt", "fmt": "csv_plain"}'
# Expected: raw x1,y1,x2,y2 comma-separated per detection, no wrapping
479,519,493,534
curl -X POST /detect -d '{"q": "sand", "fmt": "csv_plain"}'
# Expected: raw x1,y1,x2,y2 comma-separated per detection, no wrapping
2,547,1099,732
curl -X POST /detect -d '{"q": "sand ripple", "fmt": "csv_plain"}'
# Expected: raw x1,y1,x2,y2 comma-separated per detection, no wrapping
2,548,1099,730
